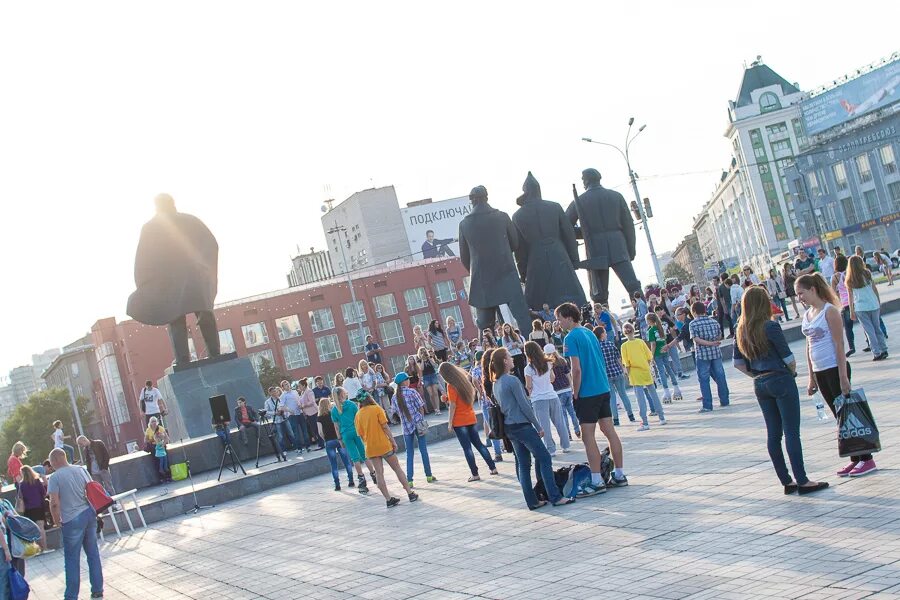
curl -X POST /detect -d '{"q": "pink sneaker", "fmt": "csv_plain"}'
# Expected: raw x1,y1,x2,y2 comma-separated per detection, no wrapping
836,462,857,477
848,460,877,478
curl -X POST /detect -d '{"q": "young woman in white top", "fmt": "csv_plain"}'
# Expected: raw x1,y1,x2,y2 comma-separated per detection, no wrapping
502,323,526,384
342,367,362,400
846,255,888,361
796,273,877,478
523,341,570,456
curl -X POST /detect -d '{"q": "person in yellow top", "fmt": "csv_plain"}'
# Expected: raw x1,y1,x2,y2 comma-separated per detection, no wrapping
620,323,666,431
144,416,171,483
354,393,419,508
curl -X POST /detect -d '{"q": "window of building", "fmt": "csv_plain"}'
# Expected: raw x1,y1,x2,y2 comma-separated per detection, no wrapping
832,162,848,191
841,197,858,224
763,180,778,199
434,280,457,304
410,311,433,333
283,342,310,370
248,349,275,375
315,334,342,362
864,190,880,219
856,153,873,183
759,92,781,113
806,172,820,196
754,146,767,160
749,129,762,146
347,325,372,355
341,301,366,326
373,293,398,318
308,308,335,333
771,139,792,155
389,355,408,377
242,322,269,348
188,337,198,361
379,319,405,347
766,123,788,138
274,315,302,341
403,287,428,311
440,305,463,330
772,215,783,225
70,362,80,378
880,145,897,174
889,182,900,212
218,329,236,354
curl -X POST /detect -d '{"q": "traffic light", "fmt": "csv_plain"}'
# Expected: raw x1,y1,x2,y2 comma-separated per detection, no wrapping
643,197,653,218
630,200,641,221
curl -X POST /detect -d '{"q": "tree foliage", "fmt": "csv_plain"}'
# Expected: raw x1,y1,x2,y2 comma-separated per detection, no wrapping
663,261,692,283
0,387,92,472
256,357,290,394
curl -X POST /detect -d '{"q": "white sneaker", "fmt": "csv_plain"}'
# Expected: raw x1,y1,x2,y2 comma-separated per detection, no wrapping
561,448,571,454
549,451,557,457
637,424,650,432
659,419,668,425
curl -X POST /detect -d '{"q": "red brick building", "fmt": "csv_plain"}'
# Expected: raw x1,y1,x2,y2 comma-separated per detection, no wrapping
91,257,474,453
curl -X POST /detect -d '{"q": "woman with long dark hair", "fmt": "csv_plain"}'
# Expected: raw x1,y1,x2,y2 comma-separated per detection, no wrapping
797,273,878,478
490,348,574,509
830,254,856,357
782,262,800,320
528,319,550,346
502,323,526,383
733,286,828,495
523,341,570,455
428,319,450,362
440,362,498,481
416,347,442,415
481,328,498,350
478,348,504,461
390,373,435,487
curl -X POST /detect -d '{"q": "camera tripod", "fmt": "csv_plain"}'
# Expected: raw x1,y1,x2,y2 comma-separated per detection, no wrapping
255,413,287,468
217,434,247,482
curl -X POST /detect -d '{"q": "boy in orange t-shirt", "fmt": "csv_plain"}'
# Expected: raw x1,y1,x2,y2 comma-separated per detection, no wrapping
354,393,418,508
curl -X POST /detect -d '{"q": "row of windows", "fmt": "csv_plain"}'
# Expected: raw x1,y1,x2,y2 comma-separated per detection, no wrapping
236,304,467,375
806,145,897,197
239,281,458,349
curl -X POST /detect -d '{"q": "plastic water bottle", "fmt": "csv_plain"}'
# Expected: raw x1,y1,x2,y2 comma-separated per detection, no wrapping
815,401,827,420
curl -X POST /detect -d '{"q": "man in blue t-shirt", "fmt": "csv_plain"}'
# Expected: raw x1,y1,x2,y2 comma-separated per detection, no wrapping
556,302,626,495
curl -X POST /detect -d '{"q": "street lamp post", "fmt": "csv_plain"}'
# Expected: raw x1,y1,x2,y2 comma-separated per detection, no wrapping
327,220,367,350
582,118,665,287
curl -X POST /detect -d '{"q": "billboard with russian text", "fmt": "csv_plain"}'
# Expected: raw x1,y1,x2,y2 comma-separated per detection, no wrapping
402,196,471,261
801,59,900,136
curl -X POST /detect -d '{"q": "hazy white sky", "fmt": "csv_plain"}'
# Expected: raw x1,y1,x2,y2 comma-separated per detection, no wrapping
2,1,897,375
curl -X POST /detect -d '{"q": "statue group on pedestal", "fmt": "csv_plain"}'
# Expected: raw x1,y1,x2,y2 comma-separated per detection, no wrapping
459,168,642,331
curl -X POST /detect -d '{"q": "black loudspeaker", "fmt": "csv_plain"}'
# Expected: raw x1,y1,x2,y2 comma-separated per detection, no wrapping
209,394,229,425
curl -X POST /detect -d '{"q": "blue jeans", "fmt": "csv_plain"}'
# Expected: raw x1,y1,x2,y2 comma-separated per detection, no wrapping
61,507,103,600
453,424,497,476
505,422,562,507
480,400,503,455
556,390,580,436
841,306,856,352
607,375,634,422
403,431,432,482
157,453,169,473
857,309,887,355
667,345,684,376
753,373,809,486
325,439,354,485
289,414,310,450
633,385,663,425
275,421,295,451
531,396,570,454
653,355,680,391
697,357,730,410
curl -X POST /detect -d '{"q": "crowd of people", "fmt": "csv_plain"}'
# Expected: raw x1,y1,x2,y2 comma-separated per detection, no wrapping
0,242,892,598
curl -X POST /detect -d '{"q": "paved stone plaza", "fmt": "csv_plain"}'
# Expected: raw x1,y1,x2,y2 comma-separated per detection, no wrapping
26,313,900,599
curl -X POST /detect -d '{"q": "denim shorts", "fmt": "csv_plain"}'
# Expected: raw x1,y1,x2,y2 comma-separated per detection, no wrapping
422,373,440,387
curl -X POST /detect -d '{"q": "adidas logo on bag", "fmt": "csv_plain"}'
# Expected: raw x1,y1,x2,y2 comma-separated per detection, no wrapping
839,412,872,439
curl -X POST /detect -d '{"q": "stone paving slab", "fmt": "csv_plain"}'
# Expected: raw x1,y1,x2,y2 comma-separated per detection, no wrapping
23,312,900,599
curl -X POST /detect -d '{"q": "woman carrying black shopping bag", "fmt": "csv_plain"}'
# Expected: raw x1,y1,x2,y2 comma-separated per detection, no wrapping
796,274,878,478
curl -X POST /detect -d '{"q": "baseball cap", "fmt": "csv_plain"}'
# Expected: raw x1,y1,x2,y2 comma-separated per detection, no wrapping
542,343,556,354
394,372,409,385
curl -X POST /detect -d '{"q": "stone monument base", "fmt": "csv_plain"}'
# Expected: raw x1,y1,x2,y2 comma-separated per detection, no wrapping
157,353,267,441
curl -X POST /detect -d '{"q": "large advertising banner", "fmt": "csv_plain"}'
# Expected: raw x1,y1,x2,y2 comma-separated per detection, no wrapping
801,60,900,136
402,196,471,260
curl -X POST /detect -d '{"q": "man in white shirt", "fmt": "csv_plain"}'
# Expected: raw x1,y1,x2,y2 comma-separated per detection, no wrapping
264,386,293,458
817,248,835,279
139,380,167,426
278,380,304,455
